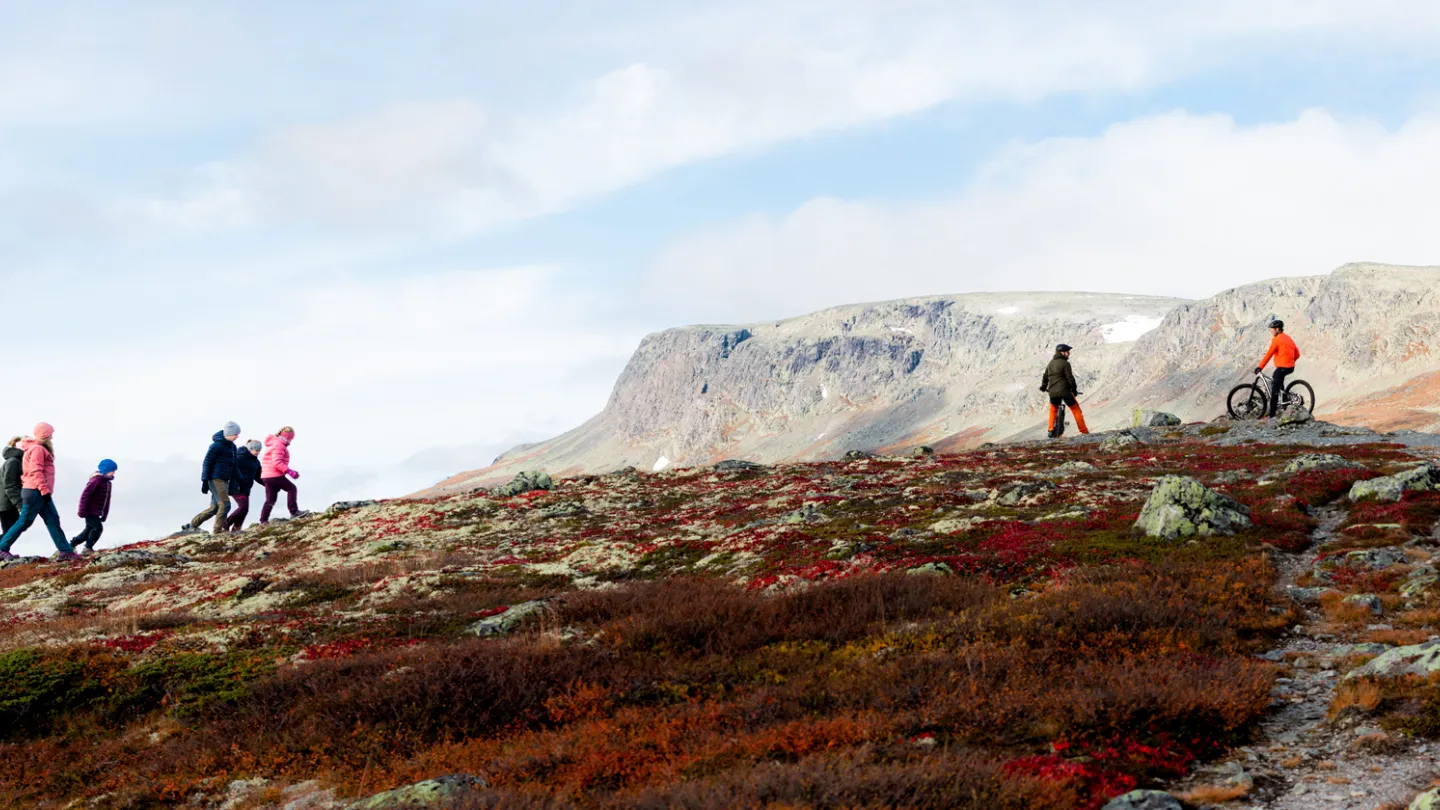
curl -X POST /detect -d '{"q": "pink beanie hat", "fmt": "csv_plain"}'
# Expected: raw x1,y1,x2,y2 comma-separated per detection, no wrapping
33,422,54,440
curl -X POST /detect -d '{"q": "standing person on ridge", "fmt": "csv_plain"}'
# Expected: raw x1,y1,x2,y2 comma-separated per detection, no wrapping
73,460,117,553
183,422,241,533
226,439,264,532
1040,343,1089,438
0,437,25,534
1256,319,1301,418
259,427,309,524
0,423,79,560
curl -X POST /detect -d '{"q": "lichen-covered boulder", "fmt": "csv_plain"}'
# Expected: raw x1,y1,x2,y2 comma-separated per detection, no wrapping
347,774,488,809
991,480,1057,506
1349,463,1440,502
714,459,767,472
1283,453,1365,474
327,500,377,514
1278,405,1313,426
782,502,829,524
1345,640,1440,680
1342,547,1406,571
1132,410,1181,428
1102,790,1183,810
467,601,548,637
1342,593,1383,615
1135,476,1253,539
1401,567,1438,600
1099,431,1142,453
493,471,554,498
906,562,953,576
911,445,935,458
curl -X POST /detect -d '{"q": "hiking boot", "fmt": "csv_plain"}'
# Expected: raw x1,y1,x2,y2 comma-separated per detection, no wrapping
0,550,16,561
54,551,82,562
292,510,314,519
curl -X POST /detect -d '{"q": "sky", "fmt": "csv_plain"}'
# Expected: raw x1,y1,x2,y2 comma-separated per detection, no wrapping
4,1,1440,552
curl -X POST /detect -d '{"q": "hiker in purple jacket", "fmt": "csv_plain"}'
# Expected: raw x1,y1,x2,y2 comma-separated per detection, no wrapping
73,460,117,553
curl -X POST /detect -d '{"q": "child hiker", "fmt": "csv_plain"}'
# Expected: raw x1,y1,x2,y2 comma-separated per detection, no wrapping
183,421,241,534
0,437,24,534
259,427,310,524
73,460,117,553
0,423,79,561
226,439,263,531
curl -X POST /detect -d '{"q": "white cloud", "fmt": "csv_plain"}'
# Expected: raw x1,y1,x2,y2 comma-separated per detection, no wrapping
646,110,1440,320
109,2,1440,235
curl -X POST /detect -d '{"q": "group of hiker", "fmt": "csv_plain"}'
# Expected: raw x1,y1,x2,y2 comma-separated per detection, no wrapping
1041,319,1301,438
0,421,308,561
181,423,310,535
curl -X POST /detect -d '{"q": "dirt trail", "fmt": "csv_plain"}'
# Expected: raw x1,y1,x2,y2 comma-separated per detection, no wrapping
1173,505,1436,808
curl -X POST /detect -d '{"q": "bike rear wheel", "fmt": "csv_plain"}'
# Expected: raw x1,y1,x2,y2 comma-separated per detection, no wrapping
1286,380,1316,413
1227,383,1268,420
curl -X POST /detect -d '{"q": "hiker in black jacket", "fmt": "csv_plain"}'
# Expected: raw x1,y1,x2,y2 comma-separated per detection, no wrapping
1039,344,1090,437
0,438,23,533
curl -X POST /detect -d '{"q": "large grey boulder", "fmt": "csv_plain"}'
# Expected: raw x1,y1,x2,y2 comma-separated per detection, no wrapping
1345,640,1440,680
467,601,549,637
347,775,488,809
1283,453,1365,474
1047,461,1098,477
1132,410,1181,428
1135,476,1253,539
1102,791,1183,810
1349,463,1440,502
493,471,554,498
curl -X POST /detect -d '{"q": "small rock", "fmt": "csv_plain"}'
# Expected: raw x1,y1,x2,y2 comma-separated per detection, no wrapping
1213,469,1253,484
1349,462,1440,502
714,459,767,472
1101,790,1183,810
991,480,1057,506
1286,586,1334,605
1284,453,1366,474
347,774,489,809
911,445,935,458
1047,461,1098,477
1099,431,1143,453
782,502,829,524
1134,476,1253,539
467,601,548,637
1278,406,1314,426
1132,410,1182,428
327,500,377,514
906,562,953,576
844,450,876,461
493,471,554,498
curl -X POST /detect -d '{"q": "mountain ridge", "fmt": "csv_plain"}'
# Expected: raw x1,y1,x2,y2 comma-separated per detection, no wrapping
425,262,1440,496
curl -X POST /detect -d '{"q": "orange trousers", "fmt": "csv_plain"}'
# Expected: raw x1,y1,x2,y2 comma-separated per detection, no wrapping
1048,397,1089,434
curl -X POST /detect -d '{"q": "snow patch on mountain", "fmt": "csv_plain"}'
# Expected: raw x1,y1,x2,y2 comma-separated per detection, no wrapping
1102,315,1164,343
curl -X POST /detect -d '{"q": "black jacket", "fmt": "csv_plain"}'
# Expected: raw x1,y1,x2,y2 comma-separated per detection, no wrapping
1040,352,1080,398
201,431,239,484
230,449,263,496
0,446,21,512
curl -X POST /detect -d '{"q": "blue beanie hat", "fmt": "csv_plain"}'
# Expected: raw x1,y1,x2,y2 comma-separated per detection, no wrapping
98,459,118,474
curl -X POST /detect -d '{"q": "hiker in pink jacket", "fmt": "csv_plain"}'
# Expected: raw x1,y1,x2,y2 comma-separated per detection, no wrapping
259,427,310,523
0,422,78,560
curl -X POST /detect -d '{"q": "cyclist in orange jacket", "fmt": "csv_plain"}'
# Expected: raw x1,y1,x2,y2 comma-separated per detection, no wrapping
1256,319,1301,417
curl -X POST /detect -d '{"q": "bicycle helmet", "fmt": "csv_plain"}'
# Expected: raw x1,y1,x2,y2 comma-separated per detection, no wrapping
1056,343,1073,352
1269,319,1284,330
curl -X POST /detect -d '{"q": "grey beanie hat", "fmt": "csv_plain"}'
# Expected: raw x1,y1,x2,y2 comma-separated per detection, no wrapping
223,421,241,437
246,439,262,453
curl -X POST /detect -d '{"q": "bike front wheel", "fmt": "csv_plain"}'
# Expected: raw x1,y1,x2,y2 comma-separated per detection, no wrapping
1286,380,1316,413
1227,383,1268,421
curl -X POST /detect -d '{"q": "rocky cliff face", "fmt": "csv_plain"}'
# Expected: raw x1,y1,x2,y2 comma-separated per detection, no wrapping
426,263,1440,495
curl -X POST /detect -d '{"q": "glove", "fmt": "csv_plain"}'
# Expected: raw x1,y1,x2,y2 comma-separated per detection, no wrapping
201,481,209,495
286,470,300,480
1254,367,1263,375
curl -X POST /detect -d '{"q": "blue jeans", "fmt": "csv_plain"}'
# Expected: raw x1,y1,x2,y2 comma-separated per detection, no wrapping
0,489,72,553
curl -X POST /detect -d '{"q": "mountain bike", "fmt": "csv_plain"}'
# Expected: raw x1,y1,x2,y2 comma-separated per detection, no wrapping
1226,370,1316,421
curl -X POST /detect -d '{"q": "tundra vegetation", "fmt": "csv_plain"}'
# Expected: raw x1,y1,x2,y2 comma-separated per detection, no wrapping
1,434,1437,809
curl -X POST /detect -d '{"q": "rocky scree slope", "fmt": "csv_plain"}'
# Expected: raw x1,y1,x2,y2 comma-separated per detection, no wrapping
2,420,1440,809
431,263,1440,495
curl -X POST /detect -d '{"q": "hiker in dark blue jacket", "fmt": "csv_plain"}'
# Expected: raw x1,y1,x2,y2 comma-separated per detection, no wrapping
182,421,241,533
226,439,264,531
